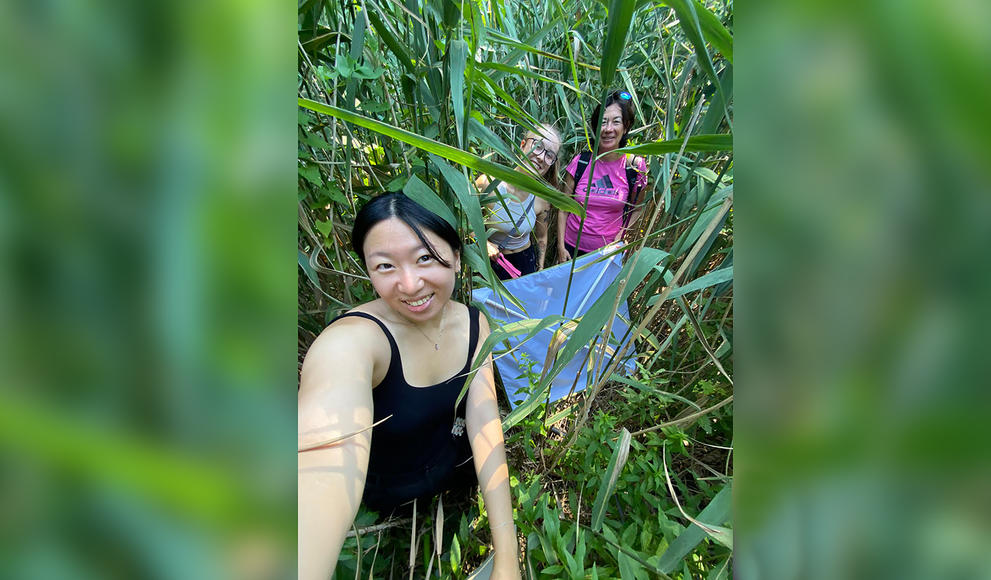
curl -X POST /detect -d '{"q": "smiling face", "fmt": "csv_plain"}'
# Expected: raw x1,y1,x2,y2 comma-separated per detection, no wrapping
598,103,626,153
363,217,460,322
521,127,561,178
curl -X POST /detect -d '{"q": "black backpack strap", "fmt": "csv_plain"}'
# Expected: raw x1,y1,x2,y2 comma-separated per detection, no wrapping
623,155,645,228
572,151,592,192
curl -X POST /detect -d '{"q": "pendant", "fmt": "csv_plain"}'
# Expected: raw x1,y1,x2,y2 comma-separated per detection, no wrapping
434,343,440,351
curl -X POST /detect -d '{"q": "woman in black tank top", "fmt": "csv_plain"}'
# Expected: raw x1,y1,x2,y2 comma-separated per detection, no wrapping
298,193,522,580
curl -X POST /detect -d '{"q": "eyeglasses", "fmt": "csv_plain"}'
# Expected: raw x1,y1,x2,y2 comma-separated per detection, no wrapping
523,138,558,165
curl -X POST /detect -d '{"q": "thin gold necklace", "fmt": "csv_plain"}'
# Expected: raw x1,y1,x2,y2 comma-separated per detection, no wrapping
409,303,447,351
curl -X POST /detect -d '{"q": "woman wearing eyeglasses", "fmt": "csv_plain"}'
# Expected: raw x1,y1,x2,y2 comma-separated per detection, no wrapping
556,91,649,263
474,123,562,280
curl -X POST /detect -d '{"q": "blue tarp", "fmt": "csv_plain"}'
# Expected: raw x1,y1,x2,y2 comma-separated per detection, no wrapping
472,247,637,408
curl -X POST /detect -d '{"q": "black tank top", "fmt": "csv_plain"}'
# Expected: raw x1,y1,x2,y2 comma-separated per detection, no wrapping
330,305,480,510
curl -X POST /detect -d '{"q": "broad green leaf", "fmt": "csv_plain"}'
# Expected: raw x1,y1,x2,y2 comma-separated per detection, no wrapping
487,23,569,74
313,220,333,238
474,315,571,372
699,65,733,134
429,155,485,245
600,0,637,89
664,266,733,300
612,134,733,156
707,556,731,580
450,532,461,572
300,132,331,149
472,69,542,130
298,99,583,216
657,484,732,573
298,250,320,288
663,0,729,122
298,164,323,187
476,61,585,95
366,7,414,72
468,117,515,160
691,0,732,64
693,167,720,182
591,428,632,531
701,524,733,548
449,39,468,148
561,548,578,577
402,174,458,229
344,10,366,112
589,523,671,579
671,187,731,261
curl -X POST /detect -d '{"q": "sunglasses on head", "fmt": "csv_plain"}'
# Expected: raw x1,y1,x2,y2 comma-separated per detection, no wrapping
615,91,632,101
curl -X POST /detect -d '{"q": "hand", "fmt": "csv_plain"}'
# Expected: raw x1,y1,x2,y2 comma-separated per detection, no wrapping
486,240,500,259
556,247,571,264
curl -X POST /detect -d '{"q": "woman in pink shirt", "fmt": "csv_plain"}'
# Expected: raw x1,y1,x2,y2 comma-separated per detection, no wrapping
556,90,648,263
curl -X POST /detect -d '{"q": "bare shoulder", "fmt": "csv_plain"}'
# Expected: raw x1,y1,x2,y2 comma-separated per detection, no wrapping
299,309,387,445
300,308,388,395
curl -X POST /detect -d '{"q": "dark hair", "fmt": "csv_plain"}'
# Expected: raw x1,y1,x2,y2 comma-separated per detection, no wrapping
351,192,461,268
589,90,636,148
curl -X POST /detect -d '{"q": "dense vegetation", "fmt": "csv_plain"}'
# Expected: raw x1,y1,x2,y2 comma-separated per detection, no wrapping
298,0,733,577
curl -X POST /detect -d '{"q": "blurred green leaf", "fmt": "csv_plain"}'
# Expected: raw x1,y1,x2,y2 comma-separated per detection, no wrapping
0,394,244,523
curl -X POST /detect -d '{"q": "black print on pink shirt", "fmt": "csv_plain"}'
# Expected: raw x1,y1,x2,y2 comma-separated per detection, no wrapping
587,175,620,197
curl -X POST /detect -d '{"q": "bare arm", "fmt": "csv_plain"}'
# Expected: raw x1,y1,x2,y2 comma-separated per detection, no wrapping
556,173,576,264
465,315,521,579
298,320,378,580
533,197,550,270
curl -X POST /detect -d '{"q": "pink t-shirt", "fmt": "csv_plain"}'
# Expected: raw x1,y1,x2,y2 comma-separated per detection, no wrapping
564,154,648,252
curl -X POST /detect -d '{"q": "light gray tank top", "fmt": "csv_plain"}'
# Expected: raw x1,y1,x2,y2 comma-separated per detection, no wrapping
487,182,536,252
